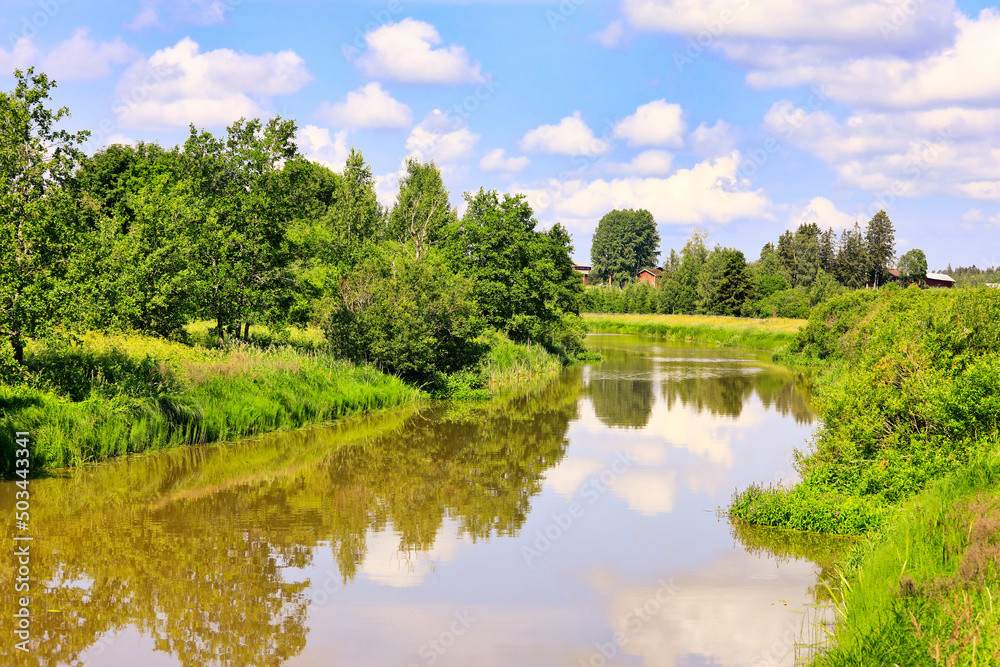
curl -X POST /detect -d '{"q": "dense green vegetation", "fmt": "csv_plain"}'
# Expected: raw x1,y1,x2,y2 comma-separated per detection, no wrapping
0,69,589,472
815,458,1000,665
731,286,1000,535
589,208,660,286
720,286,1000,663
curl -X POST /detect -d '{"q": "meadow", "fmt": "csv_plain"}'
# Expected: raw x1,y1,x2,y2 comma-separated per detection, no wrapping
582,312,806,351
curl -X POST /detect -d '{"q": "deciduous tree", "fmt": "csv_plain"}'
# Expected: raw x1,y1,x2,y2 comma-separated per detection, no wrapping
590,208,660,286
0,68,89,363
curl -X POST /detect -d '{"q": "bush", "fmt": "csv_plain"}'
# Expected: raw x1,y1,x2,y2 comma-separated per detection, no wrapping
323,248,484,385
745,287,811,319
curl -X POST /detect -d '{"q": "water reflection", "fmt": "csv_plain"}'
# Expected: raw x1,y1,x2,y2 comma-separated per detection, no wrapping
0,336,837,667
0,381,580,667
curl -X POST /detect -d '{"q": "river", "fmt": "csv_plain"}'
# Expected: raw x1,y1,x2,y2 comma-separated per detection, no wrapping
1,334,843,666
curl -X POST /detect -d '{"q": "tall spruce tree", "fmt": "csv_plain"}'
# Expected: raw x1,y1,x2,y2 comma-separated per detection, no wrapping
865,210,896,287
836,223,868,289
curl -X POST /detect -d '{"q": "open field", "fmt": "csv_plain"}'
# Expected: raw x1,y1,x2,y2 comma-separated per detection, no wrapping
582,312,806,351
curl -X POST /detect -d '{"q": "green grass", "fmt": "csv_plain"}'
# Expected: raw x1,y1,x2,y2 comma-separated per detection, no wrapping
815,442,1000,665
0,323,575,473
583,312,806,351
0,330,421,474
711,286,1000,663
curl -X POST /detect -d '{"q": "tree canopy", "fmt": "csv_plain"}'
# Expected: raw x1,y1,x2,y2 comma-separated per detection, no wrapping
590,208,660,286
0,68,89,363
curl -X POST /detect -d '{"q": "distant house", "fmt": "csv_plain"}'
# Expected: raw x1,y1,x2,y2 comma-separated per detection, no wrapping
572,264,592,285
637,268,662,286
887,269,956,288
925,272,956,288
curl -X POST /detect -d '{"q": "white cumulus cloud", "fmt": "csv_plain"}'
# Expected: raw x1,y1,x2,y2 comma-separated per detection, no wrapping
689,120,739,158
764,100,1000,200
791,197,857,231
622,0,957,54
113,37,311,129
0,37,38,72
479,148,529,173
746,10,1000,110
517,152,771,226
317,82,412,130
592,19,627,48
608,150,675,176
520,111,611,156
406,110,480,165
298,125,351,172
356,18,484,85
41,28,138,81
613,100,686,148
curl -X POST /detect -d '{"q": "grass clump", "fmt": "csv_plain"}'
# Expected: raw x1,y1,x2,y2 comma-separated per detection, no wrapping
428,329,567,399
583,312,805,351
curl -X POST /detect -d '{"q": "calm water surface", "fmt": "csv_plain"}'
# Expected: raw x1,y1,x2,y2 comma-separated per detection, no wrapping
1,335,844,667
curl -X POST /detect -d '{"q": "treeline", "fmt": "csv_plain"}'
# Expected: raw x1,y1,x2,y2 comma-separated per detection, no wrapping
1,69,585,393
938,264,1000,286
582,212,899,318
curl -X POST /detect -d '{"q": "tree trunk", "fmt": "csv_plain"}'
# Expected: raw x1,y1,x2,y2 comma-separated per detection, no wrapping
243,321,251,341
11,334,24,365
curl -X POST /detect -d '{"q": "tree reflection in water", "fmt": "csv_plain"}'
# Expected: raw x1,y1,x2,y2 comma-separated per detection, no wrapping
0,378,582,667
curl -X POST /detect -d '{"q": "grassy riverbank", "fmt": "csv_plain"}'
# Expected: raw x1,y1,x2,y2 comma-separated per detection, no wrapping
723,285,1000,662
0,325,566,475
583,312,805,351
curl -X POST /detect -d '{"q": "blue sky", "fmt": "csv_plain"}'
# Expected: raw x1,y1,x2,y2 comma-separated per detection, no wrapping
2,0,998,268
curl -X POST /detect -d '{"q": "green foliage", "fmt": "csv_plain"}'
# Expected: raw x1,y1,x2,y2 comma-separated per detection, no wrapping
583,313,804,351
940,263,1000,286
319,148,386,271
747,287,811,319
815,448,1000,665
0,68,90,363
733,286,1000,535
73,143,198,337
696,246,752,315
897,248,928,284
387,157,456,255
181,117,302,342
755,273,790,300
808,267,845,306
322,248,483,385
441,189,583,353
662,228,708,313
0,334,420,474
835,222,868,289
589,208,660,286
865,209,896,287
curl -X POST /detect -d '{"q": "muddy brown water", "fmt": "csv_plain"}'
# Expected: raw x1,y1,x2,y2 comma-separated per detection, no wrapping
1,335,843,666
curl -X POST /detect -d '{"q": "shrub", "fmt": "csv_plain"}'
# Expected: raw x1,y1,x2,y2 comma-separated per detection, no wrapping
323,248,484,385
